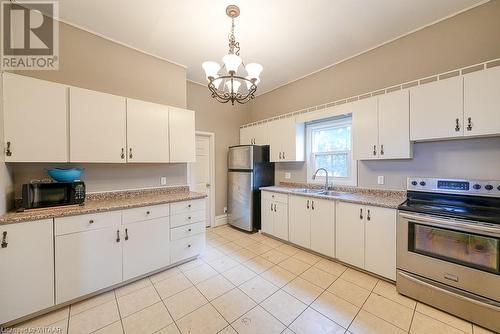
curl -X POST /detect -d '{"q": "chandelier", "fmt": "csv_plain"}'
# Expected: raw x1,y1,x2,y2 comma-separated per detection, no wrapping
202,5,263,105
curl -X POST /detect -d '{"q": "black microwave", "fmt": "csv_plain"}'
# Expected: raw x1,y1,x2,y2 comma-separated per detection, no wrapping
22,181,86,210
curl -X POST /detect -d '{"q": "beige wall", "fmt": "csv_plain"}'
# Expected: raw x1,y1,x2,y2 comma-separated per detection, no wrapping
249,0,500,189
187,81,251,215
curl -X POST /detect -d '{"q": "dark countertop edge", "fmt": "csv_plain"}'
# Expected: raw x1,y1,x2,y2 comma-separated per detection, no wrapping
0,192,207,225
260,186,406,209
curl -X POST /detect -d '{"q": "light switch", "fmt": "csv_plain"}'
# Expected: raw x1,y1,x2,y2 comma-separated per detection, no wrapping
377,176,385,185
160,177,167,185
285,172,291,179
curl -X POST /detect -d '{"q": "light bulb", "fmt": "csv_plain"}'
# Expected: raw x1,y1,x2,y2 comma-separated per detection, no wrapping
202,61,220,80
245,63,263,80
222,54,242,74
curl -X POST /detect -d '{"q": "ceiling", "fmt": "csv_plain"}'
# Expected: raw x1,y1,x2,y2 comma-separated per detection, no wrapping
37,0,485,94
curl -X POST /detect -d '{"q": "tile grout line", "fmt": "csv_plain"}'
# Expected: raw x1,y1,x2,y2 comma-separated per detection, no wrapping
150,275,184,334
113,290,126,334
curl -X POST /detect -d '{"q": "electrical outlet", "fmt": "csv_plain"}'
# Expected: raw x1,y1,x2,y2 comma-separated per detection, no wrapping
223,207,228,213
160,177,167,185
377,176,385,185
285,172,291,179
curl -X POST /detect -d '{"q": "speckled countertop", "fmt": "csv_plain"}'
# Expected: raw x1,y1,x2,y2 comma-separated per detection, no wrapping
260,182,406,209
0,186,207,225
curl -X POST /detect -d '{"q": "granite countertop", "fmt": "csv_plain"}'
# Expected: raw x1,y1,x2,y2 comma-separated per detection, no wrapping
0,186,207,225
260,182,406,209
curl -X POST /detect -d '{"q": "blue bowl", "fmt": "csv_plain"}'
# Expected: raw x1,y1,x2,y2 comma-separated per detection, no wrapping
47,168,82,182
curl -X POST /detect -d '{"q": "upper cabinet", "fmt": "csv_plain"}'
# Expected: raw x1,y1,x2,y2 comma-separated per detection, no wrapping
240,123,269,145
463,66,500,137
70,87,127,163
410,76,463,141
169,107,196,163
268,117,305,162
353,90,411,160
3,73,68,162
126,99,169,163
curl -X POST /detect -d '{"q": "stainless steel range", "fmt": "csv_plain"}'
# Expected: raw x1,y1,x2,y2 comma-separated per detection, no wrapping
397,177,500,332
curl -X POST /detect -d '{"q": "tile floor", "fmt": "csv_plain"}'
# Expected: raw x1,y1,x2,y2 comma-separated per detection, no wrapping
6,225,496,334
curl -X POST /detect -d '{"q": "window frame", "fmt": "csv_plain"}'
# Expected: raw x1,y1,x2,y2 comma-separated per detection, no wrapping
305,117,357,186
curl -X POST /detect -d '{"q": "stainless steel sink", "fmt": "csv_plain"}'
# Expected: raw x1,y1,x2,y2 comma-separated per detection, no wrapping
290,188,349,196
317,190,350,196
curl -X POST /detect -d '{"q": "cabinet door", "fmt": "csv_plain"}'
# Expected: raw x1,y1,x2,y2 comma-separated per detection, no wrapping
261,198,274,235
364,206,396,280
55,227,122,304
464,66,500,137
240,127,253,145
310,198,335,257
352,96,379,160
268,119,283,162
378,90,411,159
122,217,170,281
70,87,126,163
410,76,463,141
273,201,289,241
253,123,270,145
0,220,54,324
3,73,68,162
288,195,311,248
169,107,196,162
126,99,169,163
280,118,305,162
336,202,365,268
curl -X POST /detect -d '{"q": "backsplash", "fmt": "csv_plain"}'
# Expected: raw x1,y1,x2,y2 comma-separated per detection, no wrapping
11,163,188,199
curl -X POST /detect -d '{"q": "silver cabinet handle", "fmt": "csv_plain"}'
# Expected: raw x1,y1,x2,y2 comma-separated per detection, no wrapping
359,208,363,220
5,142,12,157
121,148,125,159
455,118,461,132
373,145,377,156
129,148,133,159
125,228,129,241
1,231,7,248
367,209,371,221
116,230,120,243
467,117,472,131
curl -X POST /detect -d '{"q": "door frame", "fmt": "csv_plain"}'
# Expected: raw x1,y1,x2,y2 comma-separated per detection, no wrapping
188,131,216,227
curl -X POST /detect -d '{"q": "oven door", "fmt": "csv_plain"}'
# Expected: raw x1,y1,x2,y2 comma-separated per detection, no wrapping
397,212,500,302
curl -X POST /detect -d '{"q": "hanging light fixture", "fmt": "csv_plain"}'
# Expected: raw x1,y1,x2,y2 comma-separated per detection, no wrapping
202,5,263,105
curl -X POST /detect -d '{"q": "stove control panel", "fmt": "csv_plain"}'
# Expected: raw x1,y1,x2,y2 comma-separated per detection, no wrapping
407,177,500,197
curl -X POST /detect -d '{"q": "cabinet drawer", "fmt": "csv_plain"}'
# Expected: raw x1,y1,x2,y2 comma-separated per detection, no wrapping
55,211,121,236
170,210,205,228
170,199,205,215
171,234,205,264
171,222,205,241
122,204,169,225
262,191,288,203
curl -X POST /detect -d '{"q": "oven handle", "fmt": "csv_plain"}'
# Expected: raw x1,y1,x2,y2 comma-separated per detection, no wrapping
399,212,500,238
398,271,500,311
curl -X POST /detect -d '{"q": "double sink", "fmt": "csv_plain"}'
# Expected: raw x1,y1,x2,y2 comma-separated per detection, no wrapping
289,188,350,197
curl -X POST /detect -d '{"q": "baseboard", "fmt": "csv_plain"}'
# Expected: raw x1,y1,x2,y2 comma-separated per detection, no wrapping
214,214,228,227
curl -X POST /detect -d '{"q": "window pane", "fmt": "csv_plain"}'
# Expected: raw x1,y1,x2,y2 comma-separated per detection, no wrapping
312,126,351,152
314,153,349,177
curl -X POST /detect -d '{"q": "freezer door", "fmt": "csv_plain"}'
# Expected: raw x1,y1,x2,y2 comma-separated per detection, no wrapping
228,171,253,231
228,146,253,170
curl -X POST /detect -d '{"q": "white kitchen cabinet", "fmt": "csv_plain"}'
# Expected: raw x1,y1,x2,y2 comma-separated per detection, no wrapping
288,195,311,248
261,191,289,240
410,76,463,141
122,217,171,281
364,206,396,280
240,123,269,145
126,98,170,163
169,107,196,163
378,90,411,159
268,117,305,162
352,97,379,160
464,66,500,137
55,223,122,303
70,87,127,163
353,91,411,160
310,198,335,257
336,202,365,269
3,73,68,162
0,219,54,324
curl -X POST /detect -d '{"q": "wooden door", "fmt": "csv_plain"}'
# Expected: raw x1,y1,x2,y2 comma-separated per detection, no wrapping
310,198,335,257
169,107,196,162
288,195,311,249
69,87,126,163
352,96,379,160
3,73,68,162
0,219,54,324
126,98,169,163
336,202,365,268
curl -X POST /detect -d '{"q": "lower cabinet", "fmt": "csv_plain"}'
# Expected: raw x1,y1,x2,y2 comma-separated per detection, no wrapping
261,191,289,241
0,219,55,324
289,195,335,257
336,202,396,280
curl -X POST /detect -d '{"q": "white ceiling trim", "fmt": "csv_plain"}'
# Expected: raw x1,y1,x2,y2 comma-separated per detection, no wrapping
255,0,490,97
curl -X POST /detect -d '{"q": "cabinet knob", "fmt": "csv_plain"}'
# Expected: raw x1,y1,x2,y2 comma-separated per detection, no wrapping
129,148,133,159
188,244,191,248
5,142,12,157
188,228,192,232
146,211,150,215
188,204,192,208
455,118,461,132
1,231,8,248
121,148,125,159
467,117,472,131
188,216,192,220
89,219,94,224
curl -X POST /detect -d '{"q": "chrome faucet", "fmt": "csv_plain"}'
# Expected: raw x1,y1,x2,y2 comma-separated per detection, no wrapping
312,168,330,192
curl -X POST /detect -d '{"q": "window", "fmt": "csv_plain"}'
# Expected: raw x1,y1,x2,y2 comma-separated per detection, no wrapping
306,116,357,186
